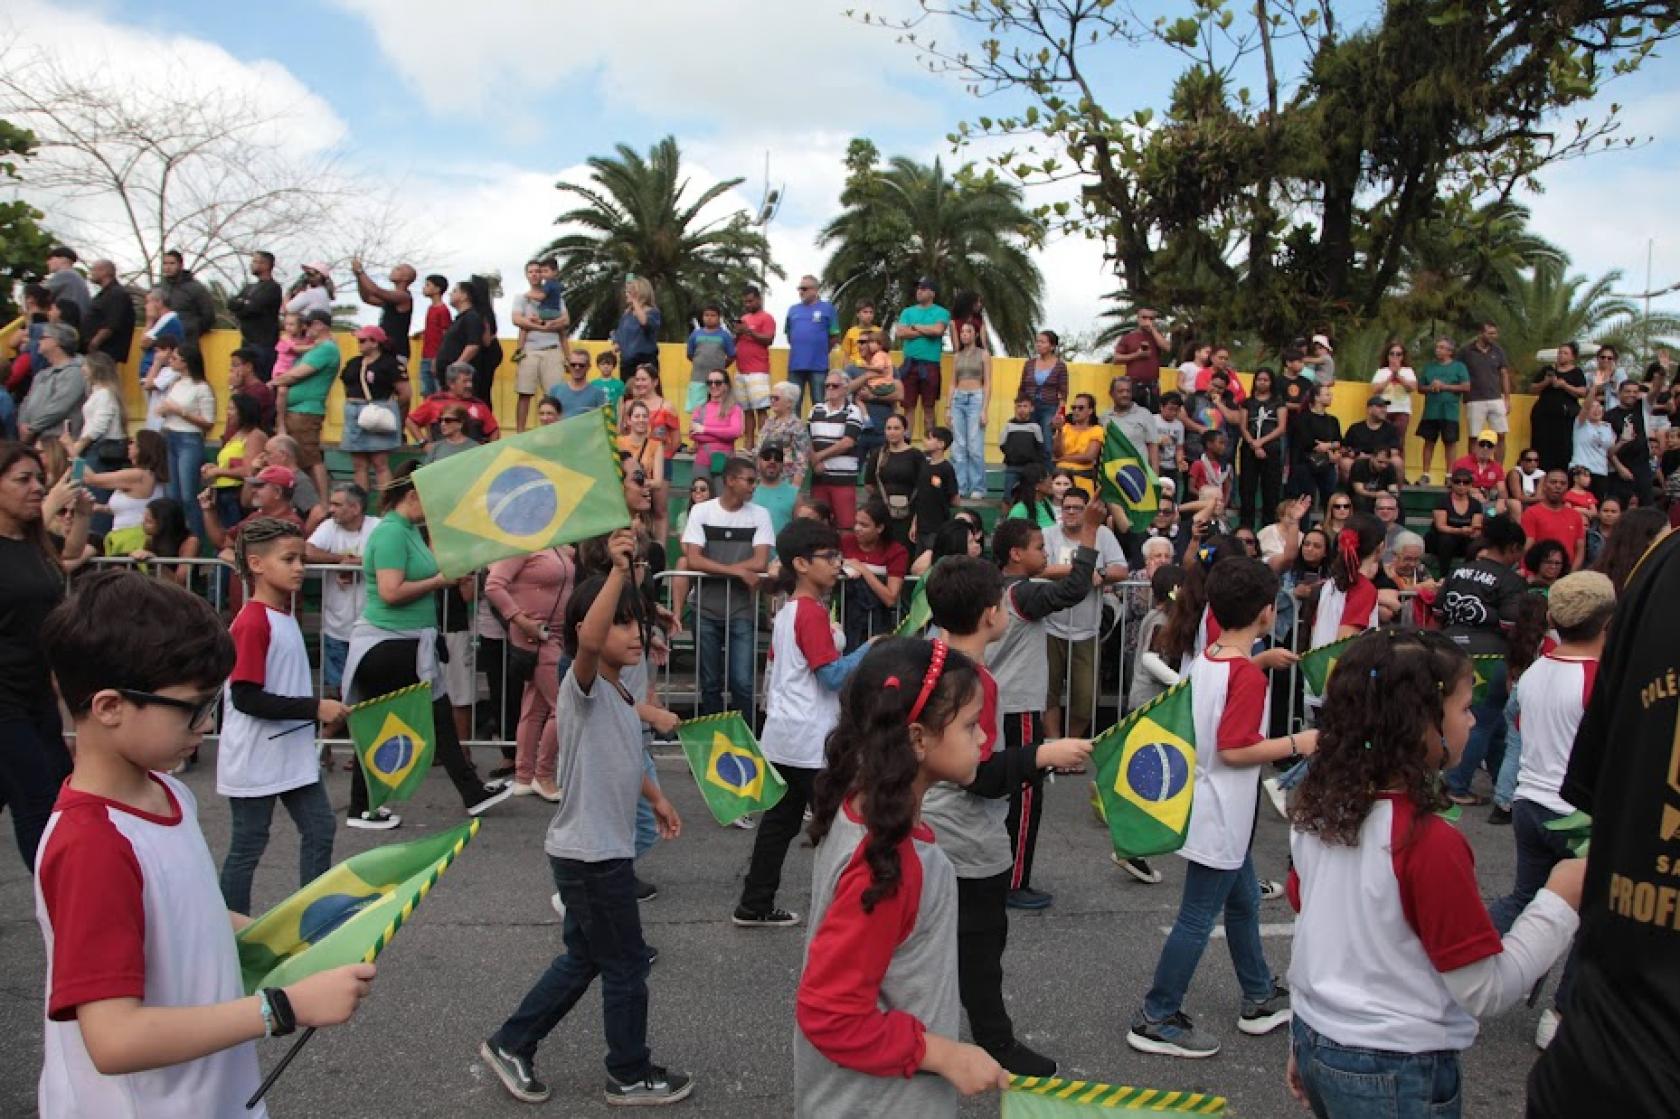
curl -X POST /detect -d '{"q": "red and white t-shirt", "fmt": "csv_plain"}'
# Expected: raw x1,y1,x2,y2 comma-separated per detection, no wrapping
1180,654,1270,870
34,774,264,1118
1515,654,1599,815
1310,576,1379,650
1288,794,1502,1052
220,601,318,798
760,595,845,769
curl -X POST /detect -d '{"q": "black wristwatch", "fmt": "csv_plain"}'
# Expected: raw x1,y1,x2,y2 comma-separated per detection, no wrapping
263,987,297,1037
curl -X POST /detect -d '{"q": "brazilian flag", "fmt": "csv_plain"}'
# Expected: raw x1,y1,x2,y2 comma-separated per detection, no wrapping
413,406,631,578
676,712,786,825
1471,654,1504,705
1098,420,1160,532
237,821,479,994
349,683,434,812
1091,682,1198,857
1006,1075,1226,1115
1298,635,1355,698
894,575,932,636
1545,809,1593,856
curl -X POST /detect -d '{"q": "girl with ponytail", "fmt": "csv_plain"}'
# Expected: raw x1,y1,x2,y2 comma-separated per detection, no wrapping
796,637,1010,1114
1310,513,1386,647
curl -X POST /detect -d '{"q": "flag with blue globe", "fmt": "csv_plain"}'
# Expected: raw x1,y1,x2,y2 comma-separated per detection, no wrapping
1099,420,1161,532
348,683,435,812
676,712,787,825
1091,681,1198,857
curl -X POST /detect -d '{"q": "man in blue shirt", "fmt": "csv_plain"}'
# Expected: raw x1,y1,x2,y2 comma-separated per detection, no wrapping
783,275,838,414
547,346,607,417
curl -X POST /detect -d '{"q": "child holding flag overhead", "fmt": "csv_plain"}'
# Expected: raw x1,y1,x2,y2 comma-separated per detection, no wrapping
218,517,346,916
921,555,1092,1077
795,637,1011,1116
34,570,374,1117
482,529,691,1107
733,518,872,928
1127,557,1310,1059
1285,628,1584,1116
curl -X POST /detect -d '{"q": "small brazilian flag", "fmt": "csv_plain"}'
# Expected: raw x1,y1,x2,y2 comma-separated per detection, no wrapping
1545,809,1593,856
676,712,786,825
237,820,478,993
1298,635,1355,698
413,407,632,578
1098,420,1160,532
1471,654,1504,705
894,576,932,636
1005,1074,1226,1115
1092,682,1198,857
349,683,434,812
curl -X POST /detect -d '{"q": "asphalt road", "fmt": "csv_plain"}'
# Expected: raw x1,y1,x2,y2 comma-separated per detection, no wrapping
0,753,1541,1117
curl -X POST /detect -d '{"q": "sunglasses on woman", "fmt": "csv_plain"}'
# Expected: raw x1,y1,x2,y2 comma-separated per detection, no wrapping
707,379,726,387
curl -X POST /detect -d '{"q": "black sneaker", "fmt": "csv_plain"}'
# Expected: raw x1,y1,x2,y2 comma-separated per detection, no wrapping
480,1040,550,1103
1005,887,1053,910
732,905,800,928
1238,982,1293,1036
467,783,514,817
1489,805,1513,826
604,1064,693,1106
488,763,516,781
645,944,659,966
635,877,659,902
987,1038,1057,1078
346,808,401,831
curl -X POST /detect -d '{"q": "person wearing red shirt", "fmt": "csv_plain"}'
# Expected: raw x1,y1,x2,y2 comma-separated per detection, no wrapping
1451,429,1506,507
1112,307,1170,411
418,273,452,396
1522,468,1587,570
406,362,500,444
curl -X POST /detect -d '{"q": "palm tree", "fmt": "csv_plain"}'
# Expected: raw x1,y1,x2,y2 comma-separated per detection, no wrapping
542,137,778,341
1481,260,1680,374
817,143,1045,353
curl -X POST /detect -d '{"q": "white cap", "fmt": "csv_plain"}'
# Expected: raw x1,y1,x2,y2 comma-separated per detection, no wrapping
1311,333,1333,353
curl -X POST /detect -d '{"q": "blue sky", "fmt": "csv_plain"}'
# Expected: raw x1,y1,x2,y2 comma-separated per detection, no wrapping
14,0,1680,342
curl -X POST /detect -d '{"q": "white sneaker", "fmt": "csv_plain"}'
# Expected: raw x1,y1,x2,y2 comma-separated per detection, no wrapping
347,809,401,830
729,814,757,830
510,781,535,797
1259,879,1285,901
1262,777,1289,820
551,892,565,920
1535,1008,1560,1050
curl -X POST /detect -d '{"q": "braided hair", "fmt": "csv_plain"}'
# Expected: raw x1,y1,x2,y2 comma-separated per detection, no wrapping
234,516,304,577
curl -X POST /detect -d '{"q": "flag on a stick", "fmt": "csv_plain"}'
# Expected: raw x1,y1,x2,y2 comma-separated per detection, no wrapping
1098,421,1160,532
413,407,631,578
1005,1074,1226,1115
894,576,932,636
676,712,786,825
1091,682,1198,858
1297,635,1354,698
237,820,479,994
348,683,434,813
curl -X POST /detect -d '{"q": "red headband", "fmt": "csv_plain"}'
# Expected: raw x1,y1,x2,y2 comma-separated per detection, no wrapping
908,639,949,723
1338,527,1361,573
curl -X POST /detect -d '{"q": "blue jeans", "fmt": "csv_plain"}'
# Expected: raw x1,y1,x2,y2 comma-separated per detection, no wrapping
418,357,439,397
1493,689,1523,809
1291,1017,1462,1118
491,856,651,1082
1486,799,1578,1009
322,635,350,691
165,429,207,541
0,710,71,870
219,782,335,916
1141,853,1275,1022
697,613,756,716
1032,402,1058,469
635,748,660,859
949,388,986,495
1446,661,1507,798
787,369,824,415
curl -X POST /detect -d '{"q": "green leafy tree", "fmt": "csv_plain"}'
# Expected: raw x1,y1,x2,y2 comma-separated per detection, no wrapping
0,118,54,320
542,136,779,342
1480,261,1680,374
818,139,1046,353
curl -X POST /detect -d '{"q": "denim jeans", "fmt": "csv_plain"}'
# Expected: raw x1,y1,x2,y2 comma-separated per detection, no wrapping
219,782,336,916
1141,853,1275,1021
1032,402,1058,469
697,613,756,716
490,856,651,1083
1486,799,1578,1009
1291,1016,1463,1118
949,388,987,495
787,369,824,415
1446,661,1507,798
164,429,207,541
1493,689,1523,809
418,356,439,397
635,748,659,860
0,710,71,870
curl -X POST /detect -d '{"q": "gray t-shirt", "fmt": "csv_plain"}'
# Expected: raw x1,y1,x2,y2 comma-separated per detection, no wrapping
512,294,561,350
1042,524,1126,641
1104,406,1157,460
544,668,645,861
1458,340,1510,402
44,268,92,319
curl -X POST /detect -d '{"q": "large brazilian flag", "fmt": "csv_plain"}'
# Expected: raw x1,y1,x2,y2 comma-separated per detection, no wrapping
348,683,434,812
413,407,631,578
1091,682,1198,858
1005,1075,1226,1115
676,712,787,825
1098,420,1160,532
237,820,479,994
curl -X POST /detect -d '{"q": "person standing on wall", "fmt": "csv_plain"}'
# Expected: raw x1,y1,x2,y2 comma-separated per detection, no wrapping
894,277,952,435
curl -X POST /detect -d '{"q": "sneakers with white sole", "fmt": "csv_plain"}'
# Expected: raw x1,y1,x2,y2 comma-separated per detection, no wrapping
1262,776,1289,819
1126,1011,1220,1058
347,809,401,830
467,783,514,817
1238,982,1292,1036
1536,1008,1560,1050
603,1065,693,1106
732,905,799,928
480,1040,550,1103
1111,851,1164,884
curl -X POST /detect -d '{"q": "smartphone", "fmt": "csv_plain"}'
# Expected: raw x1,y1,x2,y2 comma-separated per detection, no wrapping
70,459,86,485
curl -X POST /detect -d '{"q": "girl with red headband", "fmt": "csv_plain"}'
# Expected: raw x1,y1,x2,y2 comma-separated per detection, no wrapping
1309,514,1386,649
794,637,1010,1116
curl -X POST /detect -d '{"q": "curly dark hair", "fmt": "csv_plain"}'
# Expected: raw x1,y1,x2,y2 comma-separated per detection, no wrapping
1505,592,1552,682
1156,534,1246,665
1291,628,1471,847
807,638,981,912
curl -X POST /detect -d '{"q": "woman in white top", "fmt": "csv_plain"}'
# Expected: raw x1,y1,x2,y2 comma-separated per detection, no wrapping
85,429,168,556
1370,340,1419,462
60,353,127,464
156,346,217,541
285,262,336,316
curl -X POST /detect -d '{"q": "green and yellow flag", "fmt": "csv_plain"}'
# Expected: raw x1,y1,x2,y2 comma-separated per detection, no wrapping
1471,654,1504,705
676,712,786,825
1098,421,1160,532
348,683,434,813
1091,682,1198,858
1298,635,1354,697
413,407,631,578
1005,1075,1226,1115
894,576,932,636
237,820,479,994
1545,809,1592,856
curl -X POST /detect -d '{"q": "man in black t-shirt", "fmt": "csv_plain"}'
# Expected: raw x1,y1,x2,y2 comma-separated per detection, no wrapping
1529,529,1680,1116
227,250,283,379
1340,394,1401,478
84,260,136,368
1604,379,1654,507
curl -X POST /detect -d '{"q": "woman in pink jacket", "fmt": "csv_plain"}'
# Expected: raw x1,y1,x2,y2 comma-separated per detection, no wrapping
690,370,744,480
483,546,575,800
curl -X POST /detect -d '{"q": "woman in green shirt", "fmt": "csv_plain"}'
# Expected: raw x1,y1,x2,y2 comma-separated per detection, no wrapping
1004,463,1060,528
342,462,511,828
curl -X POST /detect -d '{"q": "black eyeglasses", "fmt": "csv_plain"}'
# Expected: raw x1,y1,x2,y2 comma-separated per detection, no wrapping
439,415,462,423
1451,477,1472,485
1328,502,1352,511
568,361,589,370
1597,354,1616,361
116,688,219,730
707,379,726,387
628,470,648,486
812,549,843,563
